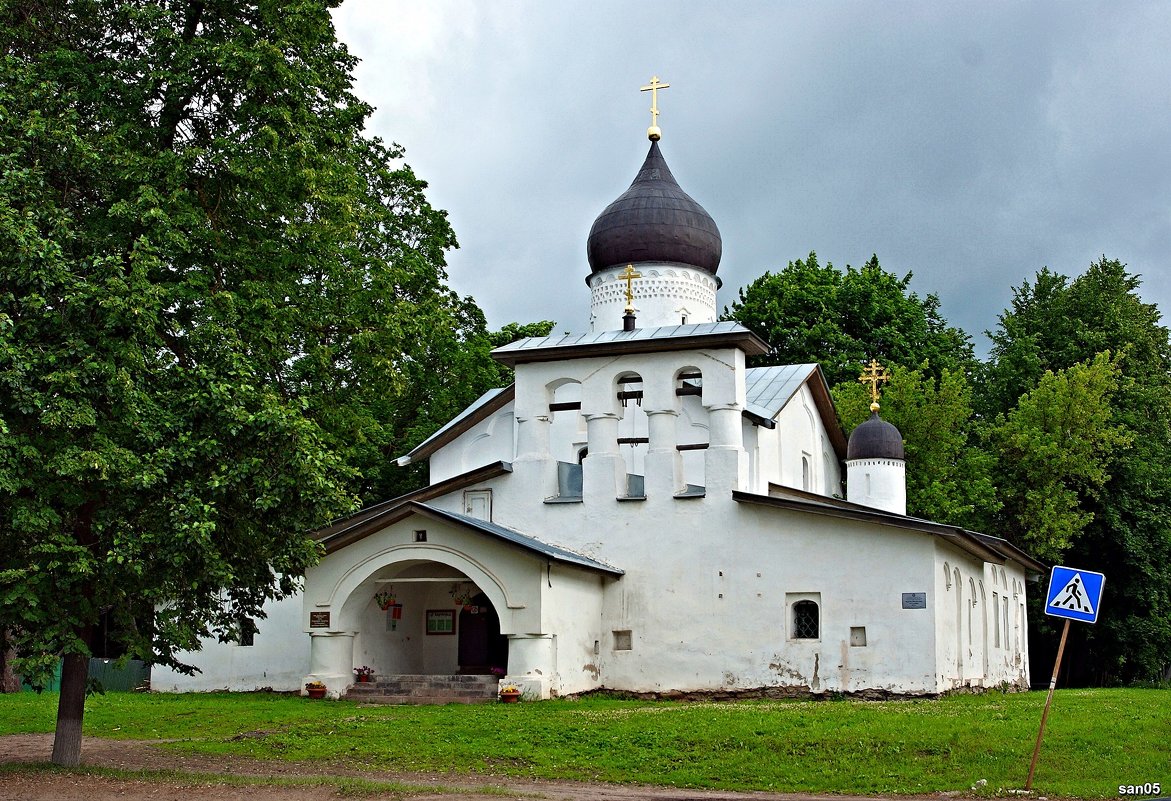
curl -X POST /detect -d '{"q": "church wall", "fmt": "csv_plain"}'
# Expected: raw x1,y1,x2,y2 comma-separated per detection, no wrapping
429,408,516,485
530,565,609,696
771,385,842,496
152,594,309,693
932,543,1031,691
981,560,1030,687
575,495,942,695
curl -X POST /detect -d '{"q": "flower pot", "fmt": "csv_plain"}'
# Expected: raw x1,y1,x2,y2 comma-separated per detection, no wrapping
306,686,326,699
356,674,371,683
500,691,521,704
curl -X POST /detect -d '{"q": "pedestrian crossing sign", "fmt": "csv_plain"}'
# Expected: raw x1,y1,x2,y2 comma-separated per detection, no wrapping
1044,566,1105,624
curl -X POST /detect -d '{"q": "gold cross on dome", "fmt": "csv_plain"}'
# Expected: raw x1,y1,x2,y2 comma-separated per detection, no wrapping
640,75,670,140
858,359,890,411
619,264,641,312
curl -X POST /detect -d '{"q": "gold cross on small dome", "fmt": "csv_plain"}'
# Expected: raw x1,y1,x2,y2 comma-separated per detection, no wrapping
858,359,891,412
619,264,641,313
640,75,670,141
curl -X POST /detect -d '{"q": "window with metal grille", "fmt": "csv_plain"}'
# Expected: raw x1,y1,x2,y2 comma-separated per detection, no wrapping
237,616,256,647
792,600,819,639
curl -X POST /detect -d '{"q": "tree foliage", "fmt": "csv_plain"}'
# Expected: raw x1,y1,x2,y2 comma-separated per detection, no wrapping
980,259,1171,683
729,253,982,527
0,0,519,763
983,353,1130,563
724,252,974,386
725,243,1169,683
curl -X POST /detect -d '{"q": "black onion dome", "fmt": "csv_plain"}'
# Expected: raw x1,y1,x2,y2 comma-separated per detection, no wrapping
847,412,905,460
586,141,722,275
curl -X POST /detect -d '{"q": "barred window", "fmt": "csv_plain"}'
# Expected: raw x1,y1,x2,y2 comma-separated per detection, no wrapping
792,600,819,640
237,616,256,647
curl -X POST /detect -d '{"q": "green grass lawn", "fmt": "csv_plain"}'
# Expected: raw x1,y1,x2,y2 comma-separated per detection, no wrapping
1,689,1166,797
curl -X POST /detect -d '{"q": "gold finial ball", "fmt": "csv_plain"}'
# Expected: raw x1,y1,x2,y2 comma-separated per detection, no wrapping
647,125,662,141
870,401,881,413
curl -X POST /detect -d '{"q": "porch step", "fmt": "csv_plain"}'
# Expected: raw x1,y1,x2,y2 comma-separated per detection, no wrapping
343,674,499,705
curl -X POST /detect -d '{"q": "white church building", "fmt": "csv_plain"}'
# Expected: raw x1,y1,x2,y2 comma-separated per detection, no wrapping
155,124,1042,701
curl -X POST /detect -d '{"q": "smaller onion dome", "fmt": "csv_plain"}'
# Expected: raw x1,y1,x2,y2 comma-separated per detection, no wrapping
847,412,905,461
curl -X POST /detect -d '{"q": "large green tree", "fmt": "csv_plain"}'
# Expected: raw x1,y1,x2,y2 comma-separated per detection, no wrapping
981,259,1171,683
0,0,501,764
983,353,1131,564
724,252,975,386
728,253,982,526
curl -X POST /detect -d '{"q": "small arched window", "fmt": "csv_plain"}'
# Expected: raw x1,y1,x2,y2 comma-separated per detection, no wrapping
792,600,820,640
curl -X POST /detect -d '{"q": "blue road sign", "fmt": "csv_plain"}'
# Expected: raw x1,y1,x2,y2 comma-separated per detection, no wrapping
1044,565,1105,624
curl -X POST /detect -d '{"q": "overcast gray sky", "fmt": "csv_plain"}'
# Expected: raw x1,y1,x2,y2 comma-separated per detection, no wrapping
331,2,1171,354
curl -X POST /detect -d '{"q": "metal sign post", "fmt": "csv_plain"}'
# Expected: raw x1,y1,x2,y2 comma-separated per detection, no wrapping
1025,566,1106,790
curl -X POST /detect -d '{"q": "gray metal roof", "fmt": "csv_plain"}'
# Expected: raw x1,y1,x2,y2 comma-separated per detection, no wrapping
744,364,819,420
494,321,755,355
397,386,512,464
416,503,624,575
732,489,1044,575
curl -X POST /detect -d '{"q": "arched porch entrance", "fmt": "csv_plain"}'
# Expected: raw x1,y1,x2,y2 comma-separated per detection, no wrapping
303,501,619,699
345,560,509,678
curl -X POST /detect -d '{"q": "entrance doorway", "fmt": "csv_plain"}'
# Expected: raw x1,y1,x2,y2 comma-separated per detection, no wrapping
457,593,508,674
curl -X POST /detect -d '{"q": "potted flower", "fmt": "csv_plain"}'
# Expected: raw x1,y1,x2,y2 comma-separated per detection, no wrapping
354,665,375,683
449,583,473,607
305,680,327,699
373,590,396,610
499,684,521,703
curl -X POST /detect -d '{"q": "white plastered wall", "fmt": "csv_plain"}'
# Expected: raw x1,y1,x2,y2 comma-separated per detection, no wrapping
429,407,516,485
591,499,941,694
767,384,842,496
152,593,309,693
932,542,1031,692
846,458,907,515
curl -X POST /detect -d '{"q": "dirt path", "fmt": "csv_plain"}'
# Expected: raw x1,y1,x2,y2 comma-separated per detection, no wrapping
0,734,943,801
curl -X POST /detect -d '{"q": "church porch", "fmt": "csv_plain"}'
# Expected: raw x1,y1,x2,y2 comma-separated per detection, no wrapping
303,500,622,699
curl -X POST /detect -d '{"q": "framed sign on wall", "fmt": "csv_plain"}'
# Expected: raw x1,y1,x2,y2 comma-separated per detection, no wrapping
425,609,455,635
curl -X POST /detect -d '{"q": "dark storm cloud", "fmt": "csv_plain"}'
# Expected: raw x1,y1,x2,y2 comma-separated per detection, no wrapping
334,2,1171,351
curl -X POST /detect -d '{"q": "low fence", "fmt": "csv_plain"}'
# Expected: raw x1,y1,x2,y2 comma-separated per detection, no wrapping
20,658,150,692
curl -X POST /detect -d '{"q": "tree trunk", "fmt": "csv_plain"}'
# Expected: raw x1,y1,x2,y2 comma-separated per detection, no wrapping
0,630,20,693
51,652,89,767
54,503,100,766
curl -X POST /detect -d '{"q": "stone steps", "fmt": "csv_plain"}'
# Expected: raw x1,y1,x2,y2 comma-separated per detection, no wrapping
344,674,499,705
